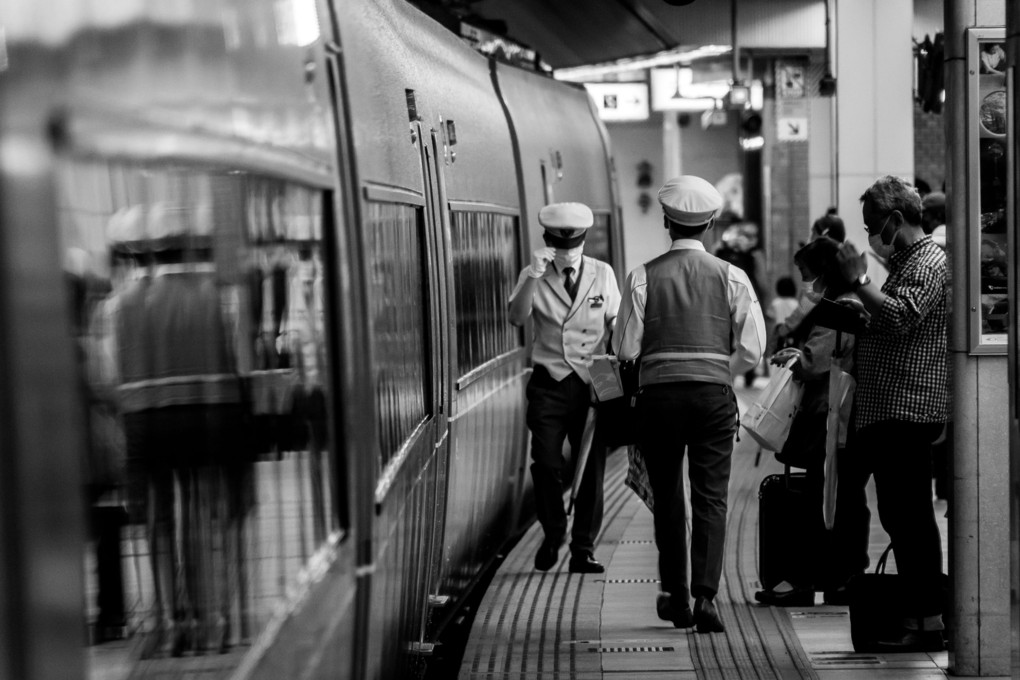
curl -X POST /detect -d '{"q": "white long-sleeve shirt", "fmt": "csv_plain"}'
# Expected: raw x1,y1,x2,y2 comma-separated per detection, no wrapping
612,239,765,378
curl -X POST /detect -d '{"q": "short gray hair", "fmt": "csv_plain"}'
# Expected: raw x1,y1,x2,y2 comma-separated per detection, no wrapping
859,175,922,225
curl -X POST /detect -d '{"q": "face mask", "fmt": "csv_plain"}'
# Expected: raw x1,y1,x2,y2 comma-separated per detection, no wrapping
805,280,824,303
553,246,584,270
800,278,817,299
868,214,896,259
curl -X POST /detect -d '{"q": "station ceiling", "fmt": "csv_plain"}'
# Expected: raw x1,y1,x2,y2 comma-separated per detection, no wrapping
465,0,825,69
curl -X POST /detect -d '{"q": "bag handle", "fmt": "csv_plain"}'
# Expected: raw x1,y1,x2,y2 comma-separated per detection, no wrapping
875,543,894,574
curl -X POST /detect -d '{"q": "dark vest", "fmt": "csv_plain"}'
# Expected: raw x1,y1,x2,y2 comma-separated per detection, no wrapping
639,248,733,386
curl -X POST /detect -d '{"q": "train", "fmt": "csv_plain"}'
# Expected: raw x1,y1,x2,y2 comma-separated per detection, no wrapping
0,0,624,678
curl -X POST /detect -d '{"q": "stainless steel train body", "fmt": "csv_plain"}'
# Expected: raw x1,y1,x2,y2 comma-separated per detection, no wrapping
0,0,623,678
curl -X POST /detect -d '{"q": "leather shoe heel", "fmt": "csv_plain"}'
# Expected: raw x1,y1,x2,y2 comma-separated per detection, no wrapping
656,593,694,628
568,553,605,574
534,538,561,571
694,596,725,633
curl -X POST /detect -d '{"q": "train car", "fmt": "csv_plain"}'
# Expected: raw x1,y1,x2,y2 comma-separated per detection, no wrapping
0,0,623,679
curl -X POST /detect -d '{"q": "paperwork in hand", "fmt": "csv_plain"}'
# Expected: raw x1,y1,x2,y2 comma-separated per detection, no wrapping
585,354,624,401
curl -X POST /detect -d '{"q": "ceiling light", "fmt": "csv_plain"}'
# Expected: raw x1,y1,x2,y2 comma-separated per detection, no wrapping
553,45,732,82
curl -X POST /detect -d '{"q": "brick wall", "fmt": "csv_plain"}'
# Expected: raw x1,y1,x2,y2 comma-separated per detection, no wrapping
766,58,820,297
914,102,946,193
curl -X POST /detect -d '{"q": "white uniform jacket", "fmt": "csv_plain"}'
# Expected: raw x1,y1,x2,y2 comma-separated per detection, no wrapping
510,255,621,383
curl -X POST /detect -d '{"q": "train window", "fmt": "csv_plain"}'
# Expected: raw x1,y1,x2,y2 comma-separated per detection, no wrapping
450,210,523,377
364,201,431,470
584,210,613,264
57,159,344,673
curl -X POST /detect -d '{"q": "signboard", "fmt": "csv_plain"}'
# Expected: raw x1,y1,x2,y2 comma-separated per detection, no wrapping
777,117,808,141
585,82,650,122
776,62,805,98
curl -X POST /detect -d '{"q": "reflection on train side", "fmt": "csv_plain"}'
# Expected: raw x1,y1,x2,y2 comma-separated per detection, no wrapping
59,159,341,674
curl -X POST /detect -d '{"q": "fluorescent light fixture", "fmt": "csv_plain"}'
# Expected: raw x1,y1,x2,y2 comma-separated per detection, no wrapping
650,67,730,112
554,45,731,82
740,136,765,151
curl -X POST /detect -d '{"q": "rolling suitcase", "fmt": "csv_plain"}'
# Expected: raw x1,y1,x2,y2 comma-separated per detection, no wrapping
757,467,813,590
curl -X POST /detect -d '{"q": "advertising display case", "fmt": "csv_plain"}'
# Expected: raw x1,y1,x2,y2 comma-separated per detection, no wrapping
968,28,1009,352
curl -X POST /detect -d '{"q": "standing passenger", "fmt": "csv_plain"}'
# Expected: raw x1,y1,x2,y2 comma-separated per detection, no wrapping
613,176,765,633
833,176,948,649
509,203,621,573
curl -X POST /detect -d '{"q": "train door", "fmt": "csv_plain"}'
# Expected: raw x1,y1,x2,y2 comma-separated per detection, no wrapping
412,122,455,655
355,114,450,676
421,126,456,645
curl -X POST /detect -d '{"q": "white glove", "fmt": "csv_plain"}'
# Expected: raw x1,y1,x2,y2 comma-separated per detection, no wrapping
528,247,556,278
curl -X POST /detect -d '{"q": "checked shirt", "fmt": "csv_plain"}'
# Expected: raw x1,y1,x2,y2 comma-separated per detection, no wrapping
853,236,948,431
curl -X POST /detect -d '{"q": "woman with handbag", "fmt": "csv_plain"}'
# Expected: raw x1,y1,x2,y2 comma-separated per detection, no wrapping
755,237,865,606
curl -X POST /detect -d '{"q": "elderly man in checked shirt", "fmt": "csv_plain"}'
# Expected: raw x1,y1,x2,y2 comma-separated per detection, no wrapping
834,175,949,651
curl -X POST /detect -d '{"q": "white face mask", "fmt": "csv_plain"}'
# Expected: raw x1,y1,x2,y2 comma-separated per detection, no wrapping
868,214,896,260
554,246,584,270
805,280,824,303
801,278,817,299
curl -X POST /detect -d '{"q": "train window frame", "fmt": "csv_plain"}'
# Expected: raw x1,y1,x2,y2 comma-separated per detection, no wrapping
361,195,435,502
967,27,1010,354
447,203,526,388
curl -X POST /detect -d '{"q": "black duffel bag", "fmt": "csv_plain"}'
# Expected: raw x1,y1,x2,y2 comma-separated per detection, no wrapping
594,360,639,448
848,544,949,652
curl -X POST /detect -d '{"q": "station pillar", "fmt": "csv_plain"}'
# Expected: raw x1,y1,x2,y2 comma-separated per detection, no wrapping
834,0,914,288
945,0,1010,675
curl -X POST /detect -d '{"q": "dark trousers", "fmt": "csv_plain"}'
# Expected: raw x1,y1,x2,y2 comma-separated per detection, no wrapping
832,420,944,616
637,382,736,601
526,366,606,555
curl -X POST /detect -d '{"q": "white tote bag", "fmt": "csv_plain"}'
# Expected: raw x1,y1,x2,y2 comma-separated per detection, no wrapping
740,359,804,452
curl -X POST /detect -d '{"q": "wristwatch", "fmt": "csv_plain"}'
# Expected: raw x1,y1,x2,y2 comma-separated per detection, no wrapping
852,273,871,290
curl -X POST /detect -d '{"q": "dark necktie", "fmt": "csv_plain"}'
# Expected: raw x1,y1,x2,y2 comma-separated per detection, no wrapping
563,266,576,301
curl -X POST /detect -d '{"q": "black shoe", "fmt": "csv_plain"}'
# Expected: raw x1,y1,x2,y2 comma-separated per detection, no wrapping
656,593,694,628
568,553,605,574
822,584,851,606
876,629,944,652
534,537,561,571
694,596,724,633
754,587,815,607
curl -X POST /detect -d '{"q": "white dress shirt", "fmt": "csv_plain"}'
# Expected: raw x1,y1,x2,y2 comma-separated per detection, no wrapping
613,239,765,377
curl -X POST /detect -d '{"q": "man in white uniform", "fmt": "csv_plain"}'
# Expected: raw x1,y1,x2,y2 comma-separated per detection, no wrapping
509,202,621,573
614,176,765,632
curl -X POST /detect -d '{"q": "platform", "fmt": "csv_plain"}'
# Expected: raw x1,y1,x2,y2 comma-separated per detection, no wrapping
459,386,992,680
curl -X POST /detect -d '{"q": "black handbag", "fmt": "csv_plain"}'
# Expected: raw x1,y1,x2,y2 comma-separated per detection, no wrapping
594,360,639,448
847,544,948,652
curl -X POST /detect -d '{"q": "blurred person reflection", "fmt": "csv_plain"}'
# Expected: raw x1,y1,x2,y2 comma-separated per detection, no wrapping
97,201,249,657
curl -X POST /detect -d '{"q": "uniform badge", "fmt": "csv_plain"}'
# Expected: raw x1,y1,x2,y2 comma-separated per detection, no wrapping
588,294,604,308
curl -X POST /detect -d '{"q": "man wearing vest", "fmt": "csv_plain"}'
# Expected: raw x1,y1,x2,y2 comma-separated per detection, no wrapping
614,176,765,633
509,202,621,574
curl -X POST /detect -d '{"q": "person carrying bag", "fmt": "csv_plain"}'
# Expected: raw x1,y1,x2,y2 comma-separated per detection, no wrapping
753,237,865,607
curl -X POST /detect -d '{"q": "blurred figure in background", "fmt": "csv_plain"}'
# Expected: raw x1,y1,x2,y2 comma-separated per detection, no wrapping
767,276,799,355
714,221,767,386
811,207,846,243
